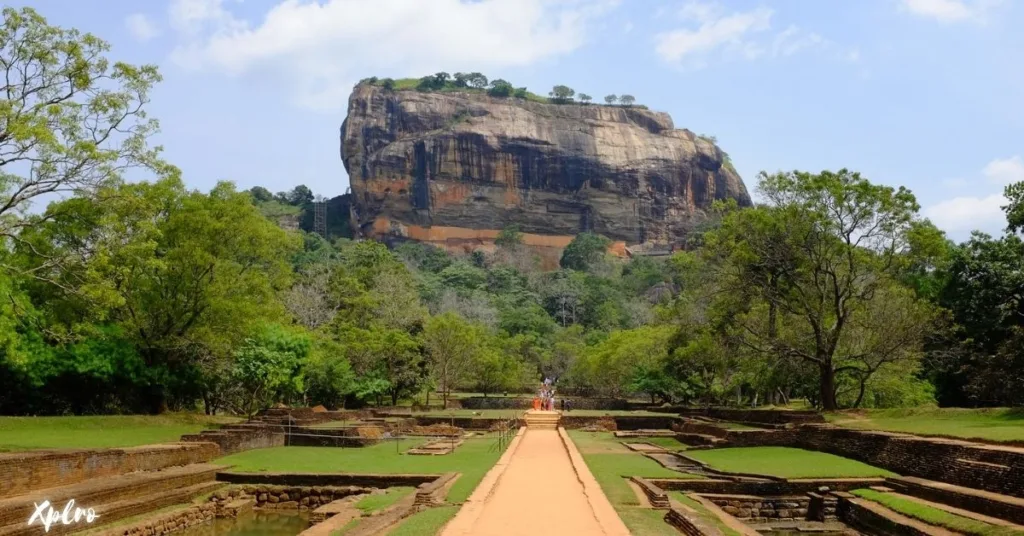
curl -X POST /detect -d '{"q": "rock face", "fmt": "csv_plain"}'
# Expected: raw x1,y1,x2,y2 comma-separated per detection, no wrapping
340,83,751,266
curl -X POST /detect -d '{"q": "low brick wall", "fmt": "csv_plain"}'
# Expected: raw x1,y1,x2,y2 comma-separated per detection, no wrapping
886,476,1024,525
215,472,440,488
181,426,284,455
459,397,629,410
649,407,825,425
94,503,219,536
414,472,459,506
700,494,810,522
631,477,670,508
837,495,938,536
673,419,730,438
0,443,220,499
665,507,720,536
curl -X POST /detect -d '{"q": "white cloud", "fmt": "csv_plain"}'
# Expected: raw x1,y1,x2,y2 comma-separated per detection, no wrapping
654,1,839,69
924,155,1022,236
125,13,160,42
899,0,1006,24
924,193,1006,234
654,2,773,65
167,0,617,112
982,155,1024,185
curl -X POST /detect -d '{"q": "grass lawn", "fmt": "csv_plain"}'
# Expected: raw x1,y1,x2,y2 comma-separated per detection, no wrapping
0,413,242,451
385,505,458,536
852,489,1018,536
216,435,505,503
568,431,700,535
355,487,416,514
828,408,1024,443
671,492,742,536
685,447,895,479
634,437,688,451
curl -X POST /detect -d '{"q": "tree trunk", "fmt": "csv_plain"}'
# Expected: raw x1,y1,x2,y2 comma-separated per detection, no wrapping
819,364,838,410
853,375,868,408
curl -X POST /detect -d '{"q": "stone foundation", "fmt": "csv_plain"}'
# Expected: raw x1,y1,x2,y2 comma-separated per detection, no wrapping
0,443,220,499
700,494,811,523
92,503,219,536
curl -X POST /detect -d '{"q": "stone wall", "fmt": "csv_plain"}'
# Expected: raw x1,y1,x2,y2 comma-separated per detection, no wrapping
664,508,720,536
836,495,935,536
672,419,730,438
0,443,219,499
700,494,810,522
94,503,218,536
706,425,1024,498
661,407,825,425
886,476,1024,525
215,484,369,510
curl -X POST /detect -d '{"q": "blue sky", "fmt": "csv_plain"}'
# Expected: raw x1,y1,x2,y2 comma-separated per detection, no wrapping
20,0,1024,241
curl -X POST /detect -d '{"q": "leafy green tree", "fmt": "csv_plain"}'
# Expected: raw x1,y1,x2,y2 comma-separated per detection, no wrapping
302,337,356,409
578,94,592,104
1004,181,1024,234
487,79,514,97
288,185,314,206
560,232,611,271
514,87,529,99
232,325,309,416
495,225,524,249
619,94,636,106
466,72,488,89
0,7,172,251
549,85,575,103
604,94,618,105
380,78,396,90
422,313,483,407
249,186,274,203
700,170,939,410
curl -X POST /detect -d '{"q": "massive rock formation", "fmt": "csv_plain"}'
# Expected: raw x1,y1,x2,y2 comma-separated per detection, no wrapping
341,83,751,267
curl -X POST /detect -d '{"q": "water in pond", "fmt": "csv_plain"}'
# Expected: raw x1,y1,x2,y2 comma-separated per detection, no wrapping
176,511,310,536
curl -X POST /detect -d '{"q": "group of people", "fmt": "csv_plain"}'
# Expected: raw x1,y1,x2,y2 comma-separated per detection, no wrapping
533,378,571,412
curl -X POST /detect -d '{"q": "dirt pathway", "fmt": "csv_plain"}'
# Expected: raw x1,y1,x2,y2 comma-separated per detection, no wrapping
441,428,623,536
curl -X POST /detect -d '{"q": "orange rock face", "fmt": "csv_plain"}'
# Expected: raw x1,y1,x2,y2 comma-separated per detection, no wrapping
341,83,751,263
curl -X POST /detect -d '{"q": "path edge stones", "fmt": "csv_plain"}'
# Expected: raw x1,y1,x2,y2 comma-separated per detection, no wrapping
437,426,527,536
558,427,632,536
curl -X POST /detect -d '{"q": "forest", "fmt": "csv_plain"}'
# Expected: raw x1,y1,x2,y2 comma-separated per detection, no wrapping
1,7,1022,415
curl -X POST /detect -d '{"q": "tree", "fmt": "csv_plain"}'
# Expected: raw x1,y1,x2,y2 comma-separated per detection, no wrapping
422,313,482,407
487,79,513,98
1004,181,1024,234
232,325,309,416
466,73,488,89
0,7,172,254
604,94,618,105
288,185,314,206
619,94,636,106
380,78,395,90
15,178,299,411
249,186,274,203
495,224,524,249
701,170,939,410
579,94,592,104
560,232,611,271
514,87,529,99
453,72,470,87
549,85,575,103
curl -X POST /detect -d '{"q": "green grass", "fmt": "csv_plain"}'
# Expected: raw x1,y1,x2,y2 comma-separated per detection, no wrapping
828,408,1024,443
216,435,504,503
685,447,895,479
568,431,700,507
641,437,689,451
615,507,683,536
386,505,458,536
671,493,742,536
355,487,416,514
331,517,362,535
851,489,1018,536
0,413,242,451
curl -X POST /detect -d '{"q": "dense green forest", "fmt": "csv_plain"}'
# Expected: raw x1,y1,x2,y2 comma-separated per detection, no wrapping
1,7,1022,415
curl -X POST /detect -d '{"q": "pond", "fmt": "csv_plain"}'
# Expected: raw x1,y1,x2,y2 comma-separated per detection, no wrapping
176,511,311,536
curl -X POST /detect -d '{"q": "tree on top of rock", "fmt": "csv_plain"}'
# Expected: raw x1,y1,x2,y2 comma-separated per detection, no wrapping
549,85,575,103
488,79,513,98
620,94,636,106
604,94,618,105
579,94,593,104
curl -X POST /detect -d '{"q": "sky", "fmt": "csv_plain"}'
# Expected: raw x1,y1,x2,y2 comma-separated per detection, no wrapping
19,0,1024,241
